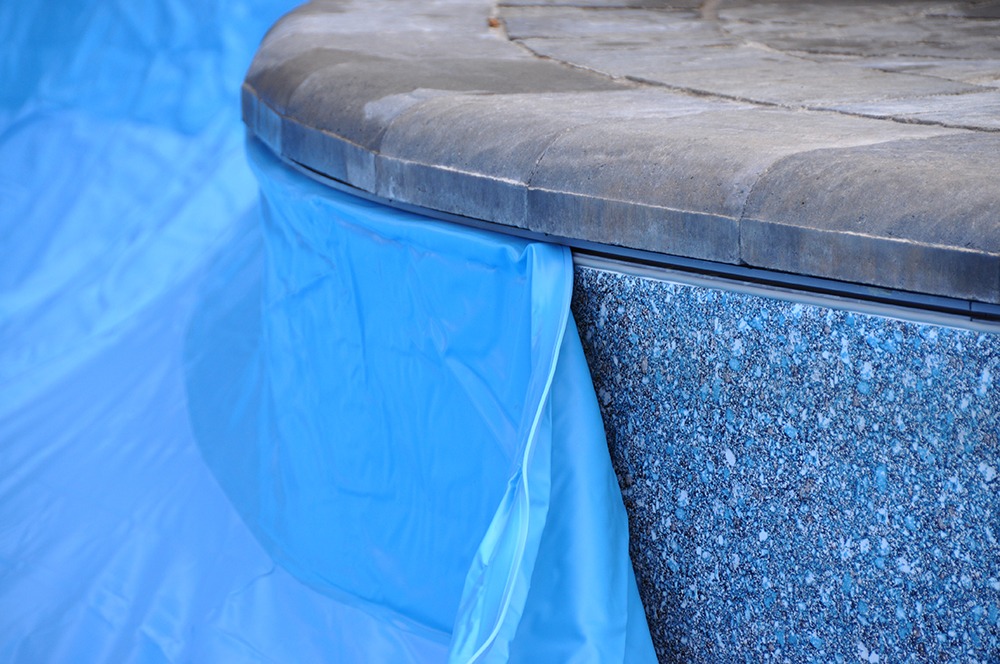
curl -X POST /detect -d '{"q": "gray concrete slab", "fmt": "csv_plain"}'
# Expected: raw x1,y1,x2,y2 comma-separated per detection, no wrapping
500,0,702,7
719,2,1000,61
741,133,1000,302
282,55,622,145
829,91,1000,131
243,0,1000,303
527,109,957,261
832,56,1000,89
377,89,743,225
519,37,979,105
501,6,701,39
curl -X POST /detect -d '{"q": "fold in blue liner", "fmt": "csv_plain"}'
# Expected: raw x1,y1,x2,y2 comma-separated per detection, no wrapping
0,0,654,660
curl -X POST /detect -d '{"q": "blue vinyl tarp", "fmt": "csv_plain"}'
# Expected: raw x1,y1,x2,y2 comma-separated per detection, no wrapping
0,0,654,661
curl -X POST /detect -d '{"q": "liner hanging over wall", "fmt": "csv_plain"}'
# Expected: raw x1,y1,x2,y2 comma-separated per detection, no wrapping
0,0,654,660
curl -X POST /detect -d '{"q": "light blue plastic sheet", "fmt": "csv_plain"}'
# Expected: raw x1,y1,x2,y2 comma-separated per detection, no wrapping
0,0,655,660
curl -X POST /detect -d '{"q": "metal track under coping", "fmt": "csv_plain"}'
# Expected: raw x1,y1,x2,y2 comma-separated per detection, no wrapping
265,142,1000,334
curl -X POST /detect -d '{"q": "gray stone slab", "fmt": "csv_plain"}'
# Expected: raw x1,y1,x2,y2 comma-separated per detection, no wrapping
718,0,958,19
242,3,624,195
244,49,626,191
281,115,379,191
377,89,744,224
247,47,384,114
246,0,525,96
537,191,744,262
257,25,521,64
835,57,1000,89
742,133,1000,302
720,4,1000,59
500,0,701,7
268,0,498,38
829,90,1000,131
243,0,1000,303
520,37,979,105
282,56,622,148
961,0,1000,18
241,86,283,155
501,6,699,39
526,109,956,260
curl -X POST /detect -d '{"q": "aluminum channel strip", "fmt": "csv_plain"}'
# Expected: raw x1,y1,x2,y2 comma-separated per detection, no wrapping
272,145,1000,333
573,254,1000,334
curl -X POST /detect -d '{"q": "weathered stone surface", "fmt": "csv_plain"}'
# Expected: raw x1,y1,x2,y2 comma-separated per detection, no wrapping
829,90,1000,131
378,89,740,225
282,55,621,146
519,37,978,105
720,3,1000,60
501,6,701,40
527,109,955,260
742,133,1000,303
243,0,1000,303
500,0,702,7
842,56,1000,89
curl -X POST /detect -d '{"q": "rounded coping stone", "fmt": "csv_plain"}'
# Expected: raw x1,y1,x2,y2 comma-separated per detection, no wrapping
242,0,1000,305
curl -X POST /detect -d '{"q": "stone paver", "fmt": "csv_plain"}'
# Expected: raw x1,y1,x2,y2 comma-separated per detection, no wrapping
243,0,1000,303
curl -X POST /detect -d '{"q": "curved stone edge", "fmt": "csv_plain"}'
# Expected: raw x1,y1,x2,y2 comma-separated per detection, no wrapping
242,1,1000,305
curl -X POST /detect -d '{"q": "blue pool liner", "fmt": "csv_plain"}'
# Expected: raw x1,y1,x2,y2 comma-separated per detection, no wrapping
0,0,654,660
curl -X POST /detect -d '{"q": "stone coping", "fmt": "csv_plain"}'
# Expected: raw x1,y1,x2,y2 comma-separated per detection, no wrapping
242,0,1000,304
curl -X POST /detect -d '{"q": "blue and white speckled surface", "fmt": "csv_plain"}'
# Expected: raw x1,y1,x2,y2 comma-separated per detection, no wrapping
572,266,999,663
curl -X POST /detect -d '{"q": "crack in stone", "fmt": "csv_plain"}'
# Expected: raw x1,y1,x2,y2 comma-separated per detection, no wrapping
498,1,999,133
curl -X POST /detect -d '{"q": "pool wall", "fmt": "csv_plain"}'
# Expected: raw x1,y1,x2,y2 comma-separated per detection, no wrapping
572,265,999,663
240,1,1000,660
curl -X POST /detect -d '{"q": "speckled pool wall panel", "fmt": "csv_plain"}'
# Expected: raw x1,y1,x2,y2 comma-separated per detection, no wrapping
571,266,1000,663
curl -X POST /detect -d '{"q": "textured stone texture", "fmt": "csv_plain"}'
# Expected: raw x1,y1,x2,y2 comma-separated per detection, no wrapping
243,0,1000,304
242,0,1000,304
377,89,732,226
240,3,1000,659
572,265,1000,663
527,109,954,264
518,37,978,105
741,133,1000,303
829,91,1000,131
